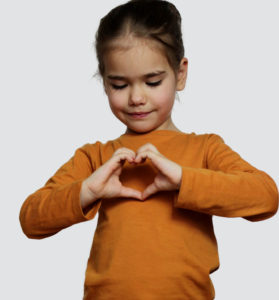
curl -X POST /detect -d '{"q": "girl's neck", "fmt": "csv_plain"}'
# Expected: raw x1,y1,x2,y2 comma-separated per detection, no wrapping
124,119,182,135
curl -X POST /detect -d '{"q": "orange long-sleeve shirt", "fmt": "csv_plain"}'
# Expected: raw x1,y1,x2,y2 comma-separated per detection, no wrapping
19,130,279,299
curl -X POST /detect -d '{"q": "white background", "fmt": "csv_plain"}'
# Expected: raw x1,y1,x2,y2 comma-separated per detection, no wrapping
1,0,278,299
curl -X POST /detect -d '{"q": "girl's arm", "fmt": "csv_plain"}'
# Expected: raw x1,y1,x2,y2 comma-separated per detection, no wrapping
174,134,279,221
19,143,102,239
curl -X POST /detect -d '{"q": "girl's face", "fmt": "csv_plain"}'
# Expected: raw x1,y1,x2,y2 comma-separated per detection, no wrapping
103,37,187,134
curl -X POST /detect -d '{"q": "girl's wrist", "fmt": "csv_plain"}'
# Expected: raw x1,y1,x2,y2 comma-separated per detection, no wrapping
80,180,98,209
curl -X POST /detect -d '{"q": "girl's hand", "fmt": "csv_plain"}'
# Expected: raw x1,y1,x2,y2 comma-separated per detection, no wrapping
134,143,182,200
80,147,142,209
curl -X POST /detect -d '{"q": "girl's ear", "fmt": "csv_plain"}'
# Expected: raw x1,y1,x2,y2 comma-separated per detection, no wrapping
176,58,188,91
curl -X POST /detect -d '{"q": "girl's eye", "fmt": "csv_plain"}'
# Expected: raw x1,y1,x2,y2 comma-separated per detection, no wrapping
111,84,127,90
146,80,162,87
110,80,162,90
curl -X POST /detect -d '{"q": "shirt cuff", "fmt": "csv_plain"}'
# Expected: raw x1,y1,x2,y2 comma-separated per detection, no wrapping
72,179,102,222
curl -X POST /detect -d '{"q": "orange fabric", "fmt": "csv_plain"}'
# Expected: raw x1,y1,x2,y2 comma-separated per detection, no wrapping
19,130,279,299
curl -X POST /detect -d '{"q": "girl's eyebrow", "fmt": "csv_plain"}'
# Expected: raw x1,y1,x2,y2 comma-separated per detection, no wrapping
107,70,166,80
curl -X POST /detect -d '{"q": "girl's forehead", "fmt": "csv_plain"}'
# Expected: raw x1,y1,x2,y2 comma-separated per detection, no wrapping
106,36,167,60
103,37,170,76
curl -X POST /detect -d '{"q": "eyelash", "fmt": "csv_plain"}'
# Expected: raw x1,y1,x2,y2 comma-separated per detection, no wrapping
111,80,162,90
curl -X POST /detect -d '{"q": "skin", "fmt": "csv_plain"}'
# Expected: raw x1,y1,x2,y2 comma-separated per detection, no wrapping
80,36,188,210
103,37,187,134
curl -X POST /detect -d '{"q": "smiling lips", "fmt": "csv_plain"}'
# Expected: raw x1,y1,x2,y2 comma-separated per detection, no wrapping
128,111,151,119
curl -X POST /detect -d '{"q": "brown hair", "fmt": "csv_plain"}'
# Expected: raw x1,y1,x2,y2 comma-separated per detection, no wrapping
94,0,185,78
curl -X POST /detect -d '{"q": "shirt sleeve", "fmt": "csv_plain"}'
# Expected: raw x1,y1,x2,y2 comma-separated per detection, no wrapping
19,143,102,239
173,134,279,221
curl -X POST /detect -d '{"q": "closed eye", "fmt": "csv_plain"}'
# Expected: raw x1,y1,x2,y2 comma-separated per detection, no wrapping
146,80,162,87
110,80,162,90
111,84,128,90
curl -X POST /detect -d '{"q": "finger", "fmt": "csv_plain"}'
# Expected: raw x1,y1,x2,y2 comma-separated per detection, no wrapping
136,143,160,155
113,147,136,158
113,149,136,164
133,153,147,164
136,150,175,177
134,150,161,168
120,186,143,201
114,152,136,164
103,152,134,177
134,150,152,163
142,183,159,200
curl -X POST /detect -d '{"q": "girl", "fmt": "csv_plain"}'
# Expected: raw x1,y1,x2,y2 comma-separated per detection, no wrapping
19,0,279,299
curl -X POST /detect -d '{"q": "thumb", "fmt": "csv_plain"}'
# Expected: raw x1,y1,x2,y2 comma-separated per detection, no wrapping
142,183,159,200
120,186,143,201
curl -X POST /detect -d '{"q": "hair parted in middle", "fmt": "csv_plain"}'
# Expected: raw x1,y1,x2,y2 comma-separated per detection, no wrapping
95,0,185,78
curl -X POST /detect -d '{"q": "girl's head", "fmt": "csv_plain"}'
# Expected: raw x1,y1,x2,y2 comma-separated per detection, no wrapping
95,0,188,133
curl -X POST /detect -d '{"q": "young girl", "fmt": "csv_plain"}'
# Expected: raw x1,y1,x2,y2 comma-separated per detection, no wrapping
19,0,279,299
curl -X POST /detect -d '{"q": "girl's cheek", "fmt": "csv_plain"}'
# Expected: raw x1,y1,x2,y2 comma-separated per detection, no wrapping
109,94,125,109
154,86,175,104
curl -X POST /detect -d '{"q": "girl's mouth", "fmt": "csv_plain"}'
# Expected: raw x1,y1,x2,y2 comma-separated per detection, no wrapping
128,112,151,119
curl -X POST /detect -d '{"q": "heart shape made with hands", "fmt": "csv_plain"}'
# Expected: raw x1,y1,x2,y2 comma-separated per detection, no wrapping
116,143,182,201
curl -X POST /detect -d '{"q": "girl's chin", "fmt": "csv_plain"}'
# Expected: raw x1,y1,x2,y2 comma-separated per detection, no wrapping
124,123,157,133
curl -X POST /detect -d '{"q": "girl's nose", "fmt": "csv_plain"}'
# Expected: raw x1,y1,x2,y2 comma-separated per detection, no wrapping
128,85,146,106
